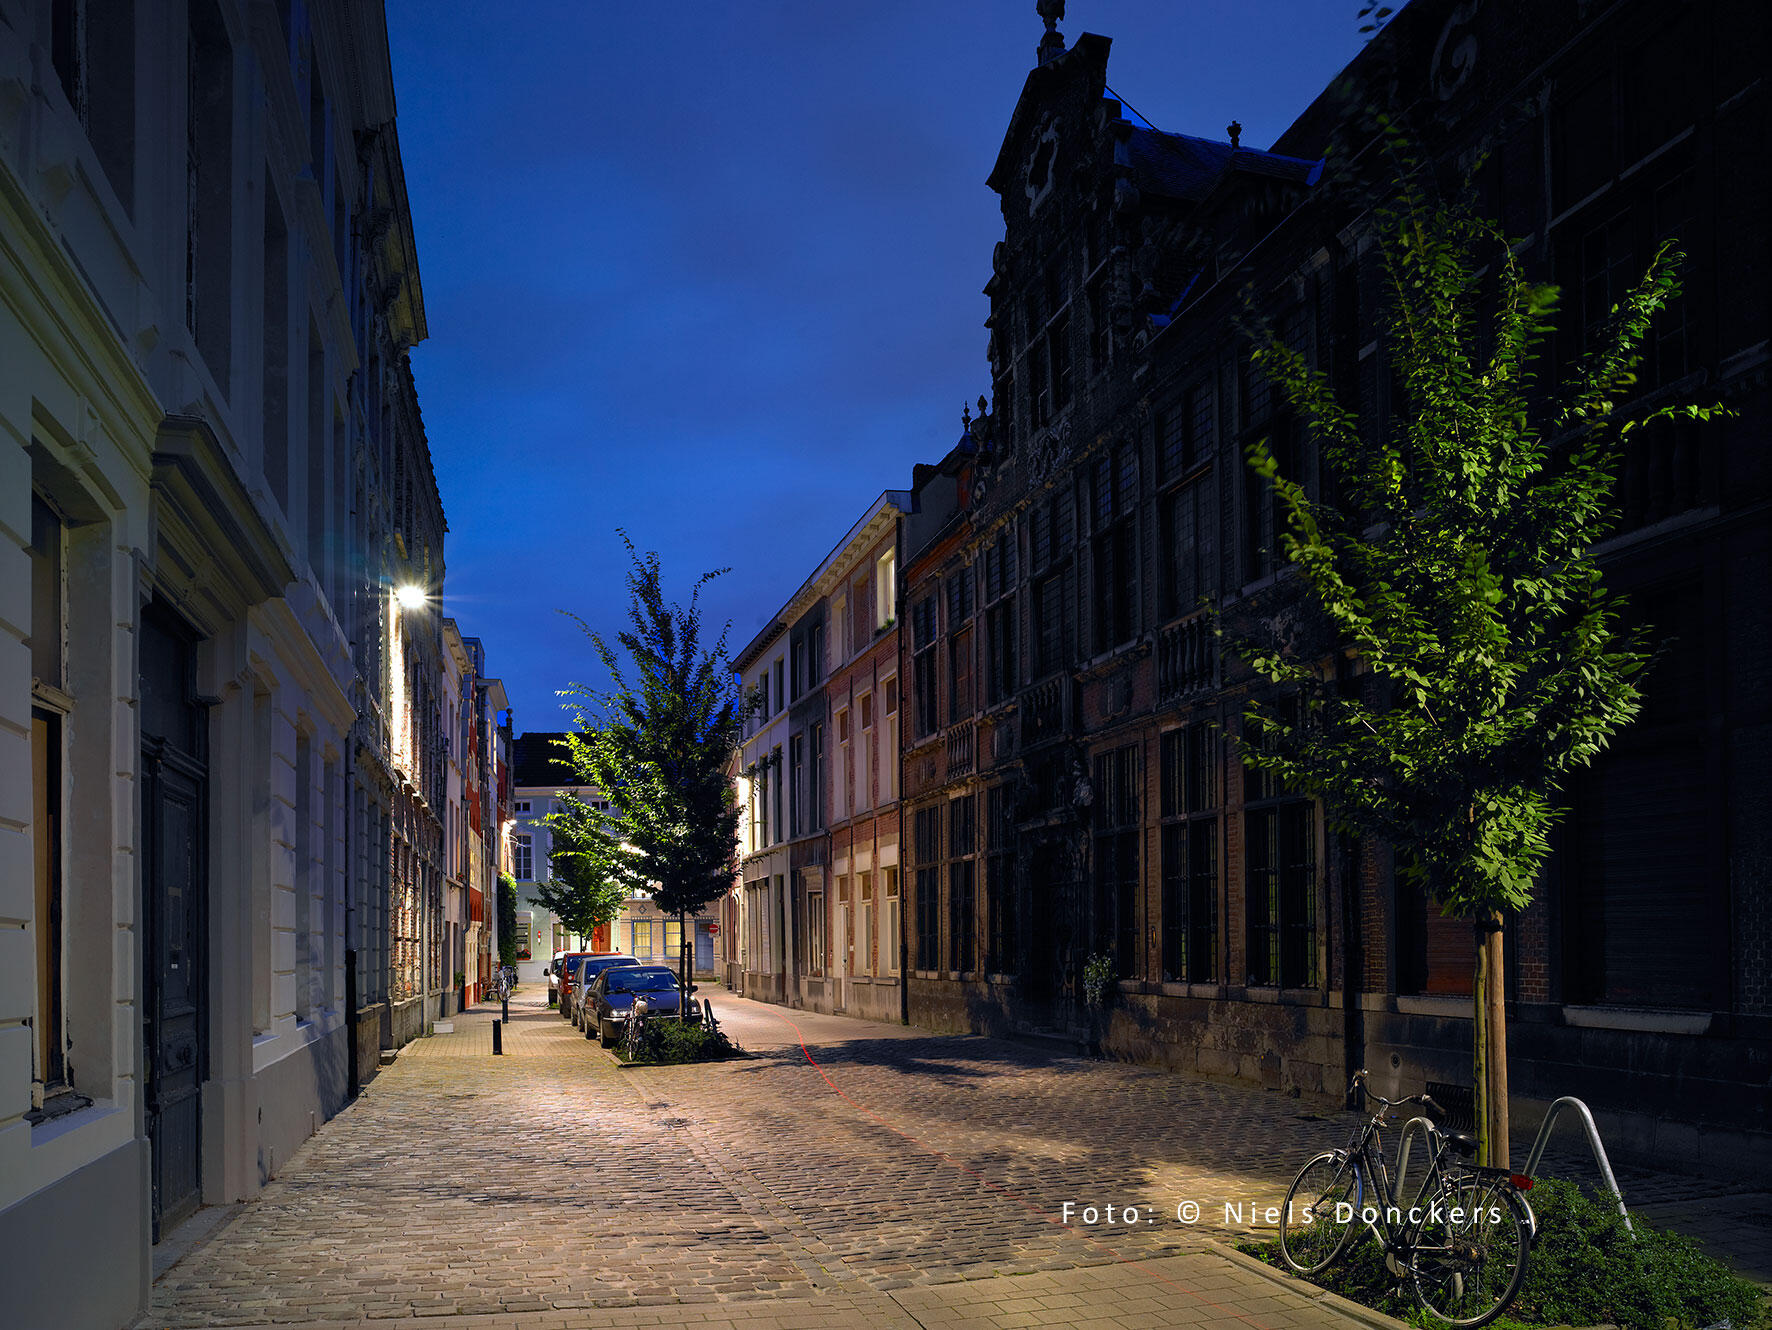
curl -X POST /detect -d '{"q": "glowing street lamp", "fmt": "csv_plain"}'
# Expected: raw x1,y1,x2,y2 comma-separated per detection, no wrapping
394,583,427,611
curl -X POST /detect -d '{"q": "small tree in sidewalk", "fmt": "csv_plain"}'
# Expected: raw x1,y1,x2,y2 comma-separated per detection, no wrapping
533,789,639,946
1233,150,1723,1167
496,874,519,969
561,535,746,1002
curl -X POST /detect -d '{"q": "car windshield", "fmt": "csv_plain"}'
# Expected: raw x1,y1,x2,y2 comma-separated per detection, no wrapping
606,970,677,994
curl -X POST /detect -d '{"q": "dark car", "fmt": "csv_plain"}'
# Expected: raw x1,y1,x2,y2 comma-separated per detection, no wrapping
588,965,686,1046
564,953,641,1026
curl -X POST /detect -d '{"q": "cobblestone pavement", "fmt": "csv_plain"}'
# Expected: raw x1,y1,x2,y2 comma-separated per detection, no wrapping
140,990,1767,1330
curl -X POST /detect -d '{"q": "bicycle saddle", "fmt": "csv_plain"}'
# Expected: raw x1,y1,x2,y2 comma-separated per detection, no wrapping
1446,1131,1479,1155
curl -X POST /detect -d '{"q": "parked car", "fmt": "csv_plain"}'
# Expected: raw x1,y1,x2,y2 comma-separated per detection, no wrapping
587,965,688,1047
562,953,640,1024
546,952,570,1004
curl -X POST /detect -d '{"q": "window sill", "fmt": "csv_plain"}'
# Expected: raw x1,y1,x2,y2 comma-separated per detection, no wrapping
1395,994,1471,1019
1561,1005,1712,1036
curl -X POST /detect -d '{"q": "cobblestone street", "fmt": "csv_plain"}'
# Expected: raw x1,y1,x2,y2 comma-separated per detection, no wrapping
140,991,1767,1330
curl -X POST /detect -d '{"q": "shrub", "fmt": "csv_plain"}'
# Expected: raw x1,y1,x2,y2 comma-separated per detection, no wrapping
620,1018,742,1065
1241,1178,1768,1330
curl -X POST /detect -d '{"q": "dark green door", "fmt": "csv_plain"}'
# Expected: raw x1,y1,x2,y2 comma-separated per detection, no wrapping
140,608,207,1240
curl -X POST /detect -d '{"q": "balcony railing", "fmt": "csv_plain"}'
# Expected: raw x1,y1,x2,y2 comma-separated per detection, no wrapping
1020,675,1068,747
1158,613,1217,701
946,720,975,777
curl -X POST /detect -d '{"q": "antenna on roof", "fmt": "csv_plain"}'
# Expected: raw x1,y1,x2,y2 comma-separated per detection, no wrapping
1037,0,1066,65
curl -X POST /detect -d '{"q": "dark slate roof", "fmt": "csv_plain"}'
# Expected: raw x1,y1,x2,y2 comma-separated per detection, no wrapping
511,731,582,789
1126,125,1321,203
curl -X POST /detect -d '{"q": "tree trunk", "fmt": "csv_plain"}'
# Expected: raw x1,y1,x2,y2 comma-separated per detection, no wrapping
679,908,692,1004
1473,914,1510,1169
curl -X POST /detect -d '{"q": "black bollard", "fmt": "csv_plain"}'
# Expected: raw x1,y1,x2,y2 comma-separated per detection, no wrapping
492,1018,503,1055
501,994,509,1023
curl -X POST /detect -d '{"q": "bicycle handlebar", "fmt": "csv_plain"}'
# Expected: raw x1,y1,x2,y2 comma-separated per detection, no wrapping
1348,1069,1447,1120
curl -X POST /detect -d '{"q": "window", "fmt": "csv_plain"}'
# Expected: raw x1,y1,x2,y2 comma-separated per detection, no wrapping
1088,271,1111,373
515,910,532,961
948,796,977,974
807,888,826,974
850,573,872,655
772,745,784,841
30,494,72,1103
982,529,1018,705
911,595,939,738
1159,383,1215,483
631,919,653,959
1089,446,1137,654
986,783,1017,974
1159,479,1212,620
187,0,233,388
914,807,941,971
757,764,770,846
885,865,900,974
773,659,785,714
809,622,825,688
857,692,873,814
875,549,896,629
513,834,533,881
664,919,683,964
263,188,289,509
1092,746,1141,973
1244,713,1317,988
1160,726,1218,984
789,735,804,838
836,707,852,822
881,678,899,802
808,723,825,832
858,871,874,974
1032,571,1064,678
791,638,805,700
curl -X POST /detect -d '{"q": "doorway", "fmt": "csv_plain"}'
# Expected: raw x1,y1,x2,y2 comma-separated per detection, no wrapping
140,605,208,1240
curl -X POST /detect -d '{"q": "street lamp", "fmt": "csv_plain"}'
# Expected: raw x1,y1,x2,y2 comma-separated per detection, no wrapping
395,583,427,611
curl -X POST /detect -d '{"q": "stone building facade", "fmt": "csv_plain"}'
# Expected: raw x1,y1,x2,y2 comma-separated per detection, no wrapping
0,1,451,1322
896,0,1770,1172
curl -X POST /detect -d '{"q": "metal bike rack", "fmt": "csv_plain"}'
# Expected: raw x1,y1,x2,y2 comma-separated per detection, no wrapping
1522,1096,1634,1234
1392,1115,1439,1205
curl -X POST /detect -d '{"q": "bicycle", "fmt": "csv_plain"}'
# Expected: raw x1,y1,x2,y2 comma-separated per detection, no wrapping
621,996,652,1061
490,966,514,1003
1278,1069,1534,1328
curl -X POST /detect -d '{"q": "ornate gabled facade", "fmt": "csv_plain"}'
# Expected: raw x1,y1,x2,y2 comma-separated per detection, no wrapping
899,0,1771,1173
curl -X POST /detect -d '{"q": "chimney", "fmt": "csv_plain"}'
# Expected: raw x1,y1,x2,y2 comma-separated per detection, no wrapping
1227,120,1243,149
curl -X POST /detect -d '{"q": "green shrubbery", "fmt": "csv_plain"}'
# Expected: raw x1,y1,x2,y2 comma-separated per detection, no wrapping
617,1018,742,1065
1243,1179,1767,1330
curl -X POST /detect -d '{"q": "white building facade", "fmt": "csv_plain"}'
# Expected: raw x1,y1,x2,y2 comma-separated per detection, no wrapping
0,2,442,1323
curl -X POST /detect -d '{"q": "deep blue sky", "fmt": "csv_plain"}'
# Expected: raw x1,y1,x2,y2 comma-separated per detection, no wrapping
387,2,1370,731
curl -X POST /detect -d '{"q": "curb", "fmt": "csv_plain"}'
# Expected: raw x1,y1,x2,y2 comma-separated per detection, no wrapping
1204,1240,1415,1330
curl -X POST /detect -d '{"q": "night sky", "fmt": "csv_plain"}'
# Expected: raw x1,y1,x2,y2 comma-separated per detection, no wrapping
386,2,1369,731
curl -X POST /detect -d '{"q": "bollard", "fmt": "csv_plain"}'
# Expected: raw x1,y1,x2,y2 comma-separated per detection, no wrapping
502,994,509,1023
492,1018,503,1055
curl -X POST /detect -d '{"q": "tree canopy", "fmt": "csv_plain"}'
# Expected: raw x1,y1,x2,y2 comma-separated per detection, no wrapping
561,535,746,990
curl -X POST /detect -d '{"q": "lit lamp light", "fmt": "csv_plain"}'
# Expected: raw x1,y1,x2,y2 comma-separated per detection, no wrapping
395,584,427,610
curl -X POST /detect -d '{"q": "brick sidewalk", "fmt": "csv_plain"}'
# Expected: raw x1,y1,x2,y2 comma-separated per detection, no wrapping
137,990,1766,1329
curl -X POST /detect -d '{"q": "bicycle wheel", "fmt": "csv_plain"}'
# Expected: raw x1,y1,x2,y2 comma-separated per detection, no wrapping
1408,1176,1530,1328
622,1013,645,1061
1279,1150,1360,1275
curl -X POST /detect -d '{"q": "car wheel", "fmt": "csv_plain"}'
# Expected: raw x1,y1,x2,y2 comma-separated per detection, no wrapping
599,1022,614,1048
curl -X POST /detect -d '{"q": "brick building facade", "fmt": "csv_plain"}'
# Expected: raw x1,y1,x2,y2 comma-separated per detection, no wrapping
894,0,1769,1171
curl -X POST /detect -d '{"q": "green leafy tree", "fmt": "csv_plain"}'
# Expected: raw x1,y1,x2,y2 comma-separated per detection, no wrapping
531,788,639,943
562,536,746,999
1235,156,1721,1167
496,873,519,968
